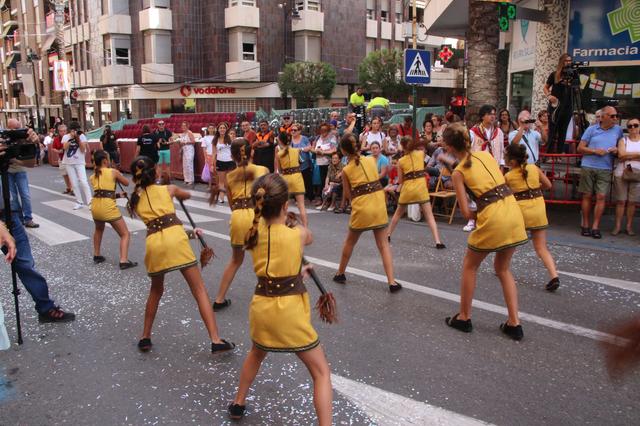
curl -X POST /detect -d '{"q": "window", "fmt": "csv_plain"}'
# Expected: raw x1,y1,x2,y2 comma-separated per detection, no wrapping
380,11,388,22
144,30,171,63
115,48,129,65
242,43,255,61
366,9,375,20
216,99,256,113
295,0,320,11
366,38,375,54
395,12,402,23
229,0,255,6
143,0,170,8
104,35,131,66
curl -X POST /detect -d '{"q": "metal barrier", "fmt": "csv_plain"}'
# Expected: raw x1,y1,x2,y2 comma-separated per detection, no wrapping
539,153,583,204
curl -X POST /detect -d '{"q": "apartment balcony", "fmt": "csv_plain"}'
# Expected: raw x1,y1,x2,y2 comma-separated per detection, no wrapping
291,10,323,32
71,70,93,88
141,63,174,83
139,7,172,31
101,65,133,85
225,5,259,29
423,0,468,38
225,61,260,82
395,22,403,41
366,19,377,38
98,14,132,35
380,21,392,40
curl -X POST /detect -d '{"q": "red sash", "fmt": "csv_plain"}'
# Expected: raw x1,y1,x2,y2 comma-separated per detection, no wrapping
470,125,499,154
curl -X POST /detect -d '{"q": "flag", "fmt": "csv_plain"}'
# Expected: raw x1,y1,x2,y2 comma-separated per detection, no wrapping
633,83,640,99
579,74,589,89
616,84,632,96
604,82,616,98
589,79,604,91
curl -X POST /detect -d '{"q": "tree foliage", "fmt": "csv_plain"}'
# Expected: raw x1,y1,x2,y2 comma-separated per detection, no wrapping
278,62,337,108
358,49,408,98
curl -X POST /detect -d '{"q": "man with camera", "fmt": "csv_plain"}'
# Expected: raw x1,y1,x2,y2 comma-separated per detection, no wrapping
5,119,39,229
509,111,543,164
0,122,76,323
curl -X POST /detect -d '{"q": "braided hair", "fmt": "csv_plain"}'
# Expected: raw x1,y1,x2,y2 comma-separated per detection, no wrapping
340,132,361,165
505,143,529,181
244,174,289,250
231,137,255,182
443,122,472,168
128,156,157,218
92,150,109,178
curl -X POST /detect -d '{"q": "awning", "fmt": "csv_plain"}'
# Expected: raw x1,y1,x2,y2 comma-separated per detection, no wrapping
41,34,56,52
4,54,18,69
423,0,468,38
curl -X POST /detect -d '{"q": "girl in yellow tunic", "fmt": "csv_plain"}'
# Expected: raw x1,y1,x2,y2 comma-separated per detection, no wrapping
228,173,332,425
443,123,528,341
332,133,402,293
129,156,235,354
90,150,137,269
212,138,269,311
504,143,559,292
275,130,308,227
387,136,445,248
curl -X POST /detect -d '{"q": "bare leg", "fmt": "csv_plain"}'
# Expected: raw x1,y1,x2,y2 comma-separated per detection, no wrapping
110,218,131,263
387,204,407,238
337,229,362,275
592,194,606,230
373,227,396,285
494,247,520,326
457,249,488,320
215,248,245,304
218,171,228,203
296,346,333,426
581,194,592,228
295,194,308,227
142,275,165,339
613,202,625,234
531,229,558,280
420,202,442,245
626,202,636,233
180,265,224,343
93,221,105,256
233,345,268,405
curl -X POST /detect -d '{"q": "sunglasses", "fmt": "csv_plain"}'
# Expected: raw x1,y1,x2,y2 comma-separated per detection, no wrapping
291,128,300,132
628,123,640,129
607,114,619,118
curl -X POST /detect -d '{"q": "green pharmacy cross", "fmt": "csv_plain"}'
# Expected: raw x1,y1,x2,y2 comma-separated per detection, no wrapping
608,0,640,43
498,2,517,32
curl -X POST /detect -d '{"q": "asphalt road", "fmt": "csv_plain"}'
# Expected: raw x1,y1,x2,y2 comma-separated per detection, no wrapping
0,165,639,425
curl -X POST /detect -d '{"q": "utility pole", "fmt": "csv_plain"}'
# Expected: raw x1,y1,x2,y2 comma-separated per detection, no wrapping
411,0,417,141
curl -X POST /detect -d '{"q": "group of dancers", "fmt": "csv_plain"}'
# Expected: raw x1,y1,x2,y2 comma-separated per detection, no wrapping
85,120,560,422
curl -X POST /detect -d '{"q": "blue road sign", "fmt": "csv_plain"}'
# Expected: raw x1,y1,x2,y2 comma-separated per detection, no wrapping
404,49,431,85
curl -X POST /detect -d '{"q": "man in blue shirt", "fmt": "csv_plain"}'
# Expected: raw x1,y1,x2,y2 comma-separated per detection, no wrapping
509,110,542,164
577,106,623,239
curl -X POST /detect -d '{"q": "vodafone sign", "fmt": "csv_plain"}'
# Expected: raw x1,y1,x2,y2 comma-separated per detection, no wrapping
179,85,237,97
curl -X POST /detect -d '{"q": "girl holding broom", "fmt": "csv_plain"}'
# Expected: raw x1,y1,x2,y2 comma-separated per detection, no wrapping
228,173,332,424
129,156,235,354
212,138,269,311
90,150,137,269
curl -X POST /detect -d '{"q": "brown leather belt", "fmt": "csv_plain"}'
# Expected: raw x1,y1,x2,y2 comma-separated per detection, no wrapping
351,180,383,199
231,197,252,211
282,166,301,175
404,170,426,180
474,183,513,212
145,213,182,236
94,189,116,199
254,275,306,297
513,188,543,201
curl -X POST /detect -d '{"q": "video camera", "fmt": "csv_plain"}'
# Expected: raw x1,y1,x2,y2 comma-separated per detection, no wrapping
562,61,589,85
0,129,37,163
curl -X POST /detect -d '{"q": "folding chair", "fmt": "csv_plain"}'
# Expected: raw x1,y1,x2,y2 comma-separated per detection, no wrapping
429,168,459,224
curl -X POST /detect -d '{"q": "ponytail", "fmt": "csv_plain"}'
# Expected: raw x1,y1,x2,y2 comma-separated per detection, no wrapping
243,174,290,250
340,133,360,165
244,187,265,250
128,156,156,218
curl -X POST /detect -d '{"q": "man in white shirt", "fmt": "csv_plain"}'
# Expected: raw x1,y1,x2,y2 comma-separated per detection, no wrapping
62,122,92,209
509,110,543,164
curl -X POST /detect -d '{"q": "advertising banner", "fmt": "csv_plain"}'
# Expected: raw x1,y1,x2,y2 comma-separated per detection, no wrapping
510,0,537,73
568,0,640,62
53,60,70,92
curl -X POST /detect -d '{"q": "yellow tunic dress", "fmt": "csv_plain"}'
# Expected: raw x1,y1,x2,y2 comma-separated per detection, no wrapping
398,150,430,205
135,185,197,276
455,151,528,252
248,222,319,352
277,147,305,196
343,156,388,231
504,164,548,230
90,168,122,222
227,163,269,248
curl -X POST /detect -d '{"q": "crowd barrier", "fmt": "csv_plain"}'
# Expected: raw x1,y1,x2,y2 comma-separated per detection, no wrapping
539,153,583,205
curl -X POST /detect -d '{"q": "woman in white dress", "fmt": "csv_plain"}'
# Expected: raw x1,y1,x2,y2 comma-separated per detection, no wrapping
179,121,196,187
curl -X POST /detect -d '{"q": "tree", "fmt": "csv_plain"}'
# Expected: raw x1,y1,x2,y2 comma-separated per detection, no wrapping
358,49,408,98
278,62,337,108
466,0,500,119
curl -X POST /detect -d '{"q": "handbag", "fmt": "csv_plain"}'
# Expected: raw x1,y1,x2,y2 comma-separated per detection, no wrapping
201,163,211,183
621,138,640,182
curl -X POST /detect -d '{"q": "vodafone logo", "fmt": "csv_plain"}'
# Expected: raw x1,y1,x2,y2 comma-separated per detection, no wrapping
179,85,236,97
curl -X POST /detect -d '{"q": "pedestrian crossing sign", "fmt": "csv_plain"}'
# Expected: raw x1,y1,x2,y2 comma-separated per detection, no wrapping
404,49,431,85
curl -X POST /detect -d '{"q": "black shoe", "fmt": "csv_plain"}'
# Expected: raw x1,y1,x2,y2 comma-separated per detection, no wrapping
38,307,76,323
591,229,602,239
119,260,138,270
436,243,446,249
213,299,232,312
445,313,472,333
228,403,246,420
93,255,106,264
211,339,236,354
545,277,560,292
23,221,39,228
581,227,591,237
333,273,346,284
138,338,152,352
389,282,402,293
500,323,524,341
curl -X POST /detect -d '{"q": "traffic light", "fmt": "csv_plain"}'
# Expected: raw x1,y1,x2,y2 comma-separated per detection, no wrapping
498,2,517,32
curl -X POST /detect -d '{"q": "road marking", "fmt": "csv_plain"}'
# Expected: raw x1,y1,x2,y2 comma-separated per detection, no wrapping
26,214,88,245
332,374,493,426
558,270,640,294
29,184,75,199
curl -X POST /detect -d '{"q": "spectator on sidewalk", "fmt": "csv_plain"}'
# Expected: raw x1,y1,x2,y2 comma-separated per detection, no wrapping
253,120,275,172
51,124,73,195
612,116,640,236
100,125,120,167
42,127,54,164
6,118,39,228
240,120,256,144
577,106,623,239
509,110,543,165
398,116,415,138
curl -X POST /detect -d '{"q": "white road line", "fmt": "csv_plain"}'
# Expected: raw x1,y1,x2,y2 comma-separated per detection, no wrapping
29,184,75,199
558,270,640,294
27,214,88,245
332,374,493,426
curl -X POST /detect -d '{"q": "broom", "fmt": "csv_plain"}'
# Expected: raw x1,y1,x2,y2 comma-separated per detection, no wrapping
286,213,338,324
178,199,215,267
600,316,640,379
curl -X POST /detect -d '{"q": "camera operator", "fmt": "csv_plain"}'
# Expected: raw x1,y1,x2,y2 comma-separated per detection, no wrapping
509,110,543,165
5,119,39,229
543,54,575,153
0,127,75,323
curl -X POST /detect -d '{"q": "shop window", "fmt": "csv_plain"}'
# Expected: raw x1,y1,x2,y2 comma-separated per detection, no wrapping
229,0,255,7
216,99,256,113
